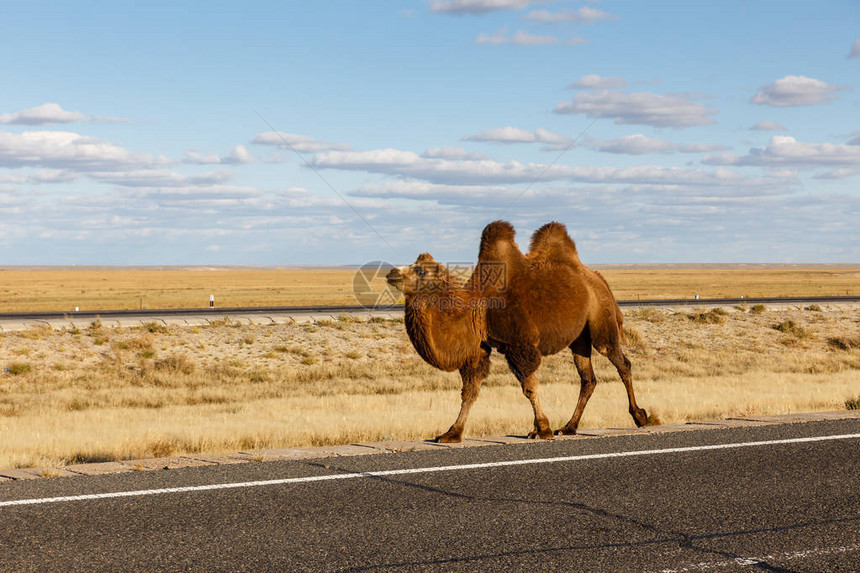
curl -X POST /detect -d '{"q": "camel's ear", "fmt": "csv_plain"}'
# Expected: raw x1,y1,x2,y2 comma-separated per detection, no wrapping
416,253,435,263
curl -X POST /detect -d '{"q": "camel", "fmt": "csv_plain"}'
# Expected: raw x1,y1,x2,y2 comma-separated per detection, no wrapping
386,221,648,443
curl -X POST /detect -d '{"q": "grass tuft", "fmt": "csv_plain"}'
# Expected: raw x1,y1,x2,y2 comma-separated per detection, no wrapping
772,320,810,339
622,325,648,352
141,321,169,334
155,354,196,374
627,307,665,323
6,362,32,376
827,335,860,351
687,308,728,324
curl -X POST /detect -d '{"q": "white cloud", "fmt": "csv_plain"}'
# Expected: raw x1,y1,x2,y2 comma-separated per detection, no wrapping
182,151,221,165
28,169,81,184
0,103,128,125
474,28,508,45
476,28,585,45
589,134,726,155
350,181,513,204
0,103,85,125
679,143,729,153
184,145,254,165
591,134,675,155
813,168,857,180
521,7,615,24
90,169,233,188
251,132,351,153
554,90,717,128
429,0,538,14
0,169,79,185
0,129,164,171
702,136,860,171
311,147,767,188
750,75,841,107
463,126,536,143
849,39,860,59
750,121,787,131
422,146,488,160
567,74,627,90
462,126,572,149
228,145,253,164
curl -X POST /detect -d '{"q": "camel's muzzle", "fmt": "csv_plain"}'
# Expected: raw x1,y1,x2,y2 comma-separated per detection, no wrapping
386,267,404,288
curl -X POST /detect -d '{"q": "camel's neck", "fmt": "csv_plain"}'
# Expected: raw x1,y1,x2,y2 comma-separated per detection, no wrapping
403,291,486,372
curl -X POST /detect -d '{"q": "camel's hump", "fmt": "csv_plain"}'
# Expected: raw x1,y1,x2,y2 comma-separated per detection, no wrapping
479,221,517,252
478,221,522,261
481,221,515,244
528,222,580,263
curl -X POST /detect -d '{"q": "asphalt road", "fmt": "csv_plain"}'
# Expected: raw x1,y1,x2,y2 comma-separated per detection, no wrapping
1,419,858,572
1,295,858,321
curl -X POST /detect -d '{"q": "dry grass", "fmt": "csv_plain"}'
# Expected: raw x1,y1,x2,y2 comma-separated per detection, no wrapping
0,268,382,312
0,265,858,312
1,304,859,469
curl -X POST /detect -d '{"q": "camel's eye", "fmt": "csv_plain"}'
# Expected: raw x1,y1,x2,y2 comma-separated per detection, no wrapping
415,267,426,277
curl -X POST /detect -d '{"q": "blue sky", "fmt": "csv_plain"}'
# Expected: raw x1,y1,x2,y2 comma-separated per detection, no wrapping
1,1,858,265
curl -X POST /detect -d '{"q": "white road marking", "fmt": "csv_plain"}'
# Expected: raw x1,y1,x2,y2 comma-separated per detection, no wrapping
1,433,858,508
656,542,860,572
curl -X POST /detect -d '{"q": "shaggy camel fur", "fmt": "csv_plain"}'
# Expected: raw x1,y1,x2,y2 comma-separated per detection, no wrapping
387,221,648,442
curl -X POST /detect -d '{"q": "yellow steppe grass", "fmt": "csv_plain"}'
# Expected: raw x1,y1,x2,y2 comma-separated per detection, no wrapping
1,306,859,469
1,265,858,312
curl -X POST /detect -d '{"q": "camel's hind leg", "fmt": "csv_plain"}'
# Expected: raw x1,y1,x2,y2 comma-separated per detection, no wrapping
520,374,553,439
435,348,491,443
557,330,596,435
504,345,552,440
599,343,648,428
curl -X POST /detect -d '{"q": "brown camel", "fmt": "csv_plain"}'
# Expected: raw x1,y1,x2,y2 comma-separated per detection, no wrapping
386,221,647,443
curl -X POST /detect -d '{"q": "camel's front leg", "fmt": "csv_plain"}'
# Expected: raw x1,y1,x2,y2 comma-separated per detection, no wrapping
435,353,490,443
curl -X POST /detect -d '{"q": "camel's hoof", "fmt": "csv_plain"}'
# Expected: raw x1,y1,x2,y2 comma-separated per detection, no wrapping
527,429,554,440
555,426,577,436
435,433,462,443
632,408,648,427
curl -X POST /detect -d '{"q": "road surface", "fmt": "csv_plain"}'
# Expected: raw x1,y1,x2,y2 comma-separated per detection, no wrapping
1,418,858,571
1,296,858,332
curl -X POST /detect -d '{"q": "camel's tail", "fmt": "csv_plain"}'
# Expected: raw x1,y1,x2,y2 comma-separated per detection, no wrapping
617,305,626,344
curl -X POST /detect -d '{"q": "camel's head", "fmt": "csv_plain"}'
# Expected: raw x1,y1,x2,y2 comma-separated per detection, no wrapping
386,253,449,295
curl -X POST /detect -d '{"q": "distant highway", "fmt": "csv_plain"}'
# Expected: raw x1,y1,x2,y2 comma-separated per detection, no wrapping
0,295,858,322
1,419,858,571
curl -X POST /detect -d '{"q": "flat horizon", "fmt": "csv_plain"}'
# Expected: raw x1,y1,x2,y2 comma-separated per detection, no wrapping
2,263,859,271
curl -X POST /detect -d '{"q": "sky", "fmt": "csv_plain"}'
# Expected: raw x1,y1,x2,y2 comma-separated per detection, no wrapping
1,1,858,266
